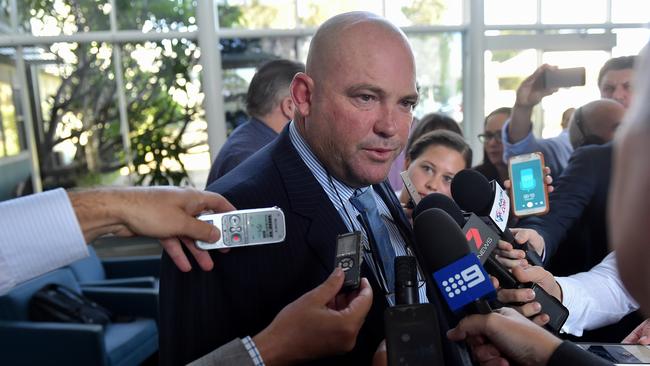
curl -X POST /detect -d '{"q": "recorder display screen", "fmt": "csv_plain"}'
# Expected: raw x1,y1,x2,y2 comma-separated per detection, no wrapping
248,213,275,242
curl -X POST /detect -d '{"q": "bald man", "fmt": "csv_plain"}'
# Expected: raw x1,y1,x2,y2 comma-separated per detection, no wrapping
568,99,625,149
160,12,463,365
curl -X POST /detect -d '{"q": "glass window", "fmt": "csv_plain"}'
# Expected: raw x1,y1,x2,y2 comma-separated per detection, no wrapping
118,0,198,31
612,28,650,57
484,48,537,117
612,0,650,23
0,0,10,30
30,44,122,188
20,0,111,34
0,62,22,158
121,40,207,186
410,33,463,123
386,0,463,26
484,0,537,25
541,0,607,24
296,0,383,27
217,0,298,29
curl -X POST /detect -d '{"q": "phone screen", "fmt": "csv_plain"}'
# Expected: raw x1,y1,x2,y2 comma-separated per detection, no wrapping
509,154,548,216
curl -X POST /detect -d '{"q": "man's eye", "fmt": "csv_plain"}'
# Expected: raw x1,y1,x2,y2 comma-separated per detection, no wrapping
358,94,374,102
401,100,417,110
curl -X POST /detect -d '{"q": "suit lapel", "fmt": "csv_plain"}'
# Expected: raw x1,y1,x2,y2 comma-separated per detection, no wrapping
271,127,348,272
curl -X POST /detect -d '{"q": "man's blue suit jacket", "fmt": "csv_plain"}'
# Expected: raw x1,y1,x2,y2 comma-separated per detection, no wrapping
159,126,468,365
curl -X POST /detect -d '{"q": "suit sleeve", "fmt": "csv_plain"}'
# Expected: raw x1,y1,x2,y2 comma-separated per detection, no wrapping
520,147,597,263
548,341,613,366
187,338,256,366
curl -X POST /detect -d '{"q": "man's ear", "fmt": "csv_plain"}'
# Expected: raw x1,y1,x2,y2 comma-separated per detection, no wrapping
279,96,295,121
290,72,313,119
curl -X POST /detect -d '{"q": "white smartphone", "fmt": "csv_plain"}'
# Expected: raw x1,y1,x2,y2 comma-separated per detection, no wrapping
196,207,286,250
508,152,549,217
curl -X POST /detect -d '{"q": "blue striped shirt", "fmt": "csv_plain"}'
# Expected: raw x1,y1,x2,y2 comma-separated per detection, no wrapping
289,121,427,304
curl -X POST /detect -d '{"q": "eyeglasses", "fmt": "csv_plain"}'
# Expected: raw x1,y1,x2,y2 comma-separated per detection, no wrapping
478,132,502,143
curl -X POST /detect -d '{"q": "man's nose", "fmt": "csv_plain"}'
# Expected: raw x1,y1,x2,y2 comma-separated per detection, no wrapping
374,104,399,137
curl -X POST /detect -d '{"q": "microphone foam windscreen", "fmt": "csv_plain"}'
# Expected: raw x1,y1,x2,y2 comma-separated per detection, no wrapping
414,193,465,227
450,169,493,214
414,208,470,273
395,256,417,286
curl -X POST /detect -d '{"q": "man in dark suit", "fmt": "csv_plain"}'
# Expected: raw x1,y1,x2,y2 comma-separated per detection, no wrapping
160,12,466,366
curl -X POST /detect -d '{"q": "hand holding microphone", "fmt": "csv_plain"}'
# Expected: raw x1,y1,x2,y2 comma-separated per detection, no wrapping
414,193,568,333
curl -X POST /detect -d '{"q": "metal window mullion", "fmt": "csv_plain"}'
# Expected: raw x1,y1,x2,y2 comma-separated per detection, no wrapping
109,0,134,182
464,0,485,166
10,0,42,192
198,0,227,163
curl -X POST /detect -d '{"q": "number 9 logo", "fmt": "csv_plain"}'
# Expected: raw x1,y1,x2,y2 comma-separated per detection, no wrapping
461,265,485,288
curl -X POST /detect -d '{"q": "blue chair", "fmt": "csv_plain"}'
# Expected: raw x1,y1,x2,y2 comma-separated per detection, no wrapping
68,246,160,289
0,268,158,366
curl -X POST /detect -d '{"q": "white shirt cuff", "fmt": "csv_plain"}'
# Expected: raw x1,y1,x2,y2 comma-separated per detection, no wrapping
0,188,88,294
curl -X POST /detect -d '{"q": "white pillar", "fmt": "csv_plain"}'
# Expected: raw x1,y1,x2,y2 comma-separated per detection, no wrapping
463,0,485,165
197,0,227,162
11,0,42,192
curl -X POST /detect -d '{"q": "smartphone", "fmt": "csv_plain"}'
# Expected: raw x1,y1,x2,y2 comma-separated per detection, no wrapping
334,232,362,292
196,207,286,250
543,67,586,89
400,170,421,207
577,343,650,364
508,152,549,217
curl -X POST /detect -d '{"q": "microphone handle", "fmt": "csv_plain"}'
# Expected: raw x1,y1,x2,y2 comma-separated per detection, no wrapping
501,229,544,267
486,254,568,333
395,284,418,306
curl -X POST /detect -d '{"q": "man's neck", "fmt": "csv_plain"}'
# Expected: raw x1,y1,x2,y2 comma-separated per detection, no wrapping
258,113,288,133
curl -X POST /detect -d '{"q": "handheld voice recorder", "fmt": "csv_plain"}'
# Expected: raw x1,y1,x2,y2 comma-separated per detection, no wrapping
196,207,286,250
334,232,363,292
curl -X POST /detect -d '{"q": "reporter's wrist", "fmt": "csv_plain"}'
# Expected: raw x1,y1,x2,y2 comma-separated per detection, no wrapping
538,335,563,365
513,101,535,111
69,188,126,241
253,328,292,366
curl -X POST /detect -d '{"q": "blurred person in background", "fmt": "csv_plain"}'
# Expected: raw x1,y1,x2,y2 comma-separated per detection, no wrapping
398,130,472,210
206,59,305,185
387,112,461,191
473,107,511,186
568,99,625,149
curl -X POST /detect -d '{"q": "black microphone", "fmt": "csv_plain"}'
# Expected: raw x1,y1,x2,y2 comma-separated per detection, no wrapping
416,193,569,333
415,193,517,288
395,256,419,305
451,169,544,267
414,208,495,316
413,193,466,225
